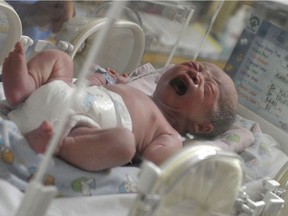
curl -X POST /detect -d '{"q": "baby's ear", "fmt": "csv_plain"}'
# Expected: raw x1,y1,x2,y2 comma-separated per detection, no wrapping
193,122,214,134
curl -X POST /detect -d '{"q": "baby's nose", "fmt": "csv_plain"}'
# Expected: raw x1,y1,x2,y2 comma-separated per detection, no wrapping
189,70,200,85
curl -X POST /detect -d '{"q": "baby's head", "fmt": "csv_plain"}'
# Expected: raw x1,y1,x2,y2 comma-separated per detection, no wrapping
153,61,238,138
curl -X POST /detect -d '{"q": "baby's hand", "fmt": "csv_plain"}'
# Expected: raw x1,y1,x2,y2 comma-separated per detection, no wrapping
86,66,129,86
105,68,129,84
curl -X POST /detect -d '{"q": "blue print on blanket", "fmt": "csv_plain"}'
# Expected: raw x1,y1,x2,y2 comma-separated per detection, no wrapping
0,117,139,197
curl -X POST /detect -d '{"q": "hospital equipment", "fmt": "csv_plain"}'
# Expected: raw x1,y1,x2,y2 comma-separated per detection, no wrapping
1,0,288,215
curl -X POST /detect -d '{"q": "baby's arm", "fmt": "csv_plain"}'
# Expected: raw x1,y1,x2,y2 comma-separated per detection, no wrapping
142,134,183,166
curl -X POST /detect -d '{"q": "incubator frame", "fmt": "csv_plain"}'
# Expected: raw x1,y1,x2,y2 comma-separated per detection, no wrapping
0,1,288,216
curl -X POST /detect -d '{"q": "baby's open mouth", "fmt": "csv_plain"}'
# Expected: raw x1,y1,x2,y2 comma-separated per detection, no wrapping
169,77,188,96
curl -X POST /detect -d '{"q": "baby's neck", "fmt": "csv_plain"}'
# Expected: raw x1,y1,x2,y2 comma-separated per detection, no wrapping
150,95,177,128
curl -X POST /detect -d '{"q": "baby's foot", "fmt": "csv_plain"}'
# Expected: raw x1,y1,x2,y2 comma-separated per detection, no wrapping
2,41,30,106
2,41,27,76
24,121,54,154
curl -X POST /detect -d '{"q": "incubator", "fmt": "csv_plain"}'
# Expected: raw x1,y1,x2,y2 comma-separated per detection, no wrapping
1,1,288,216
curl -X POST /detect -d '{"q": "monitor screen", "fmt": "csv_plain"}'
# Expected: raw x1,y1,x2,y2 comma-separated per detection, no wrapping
224,15,288,133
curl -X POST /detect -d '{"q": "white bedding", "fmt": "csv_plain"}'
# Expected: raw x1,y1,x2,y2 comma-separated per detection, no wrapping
0,63,288,215
0,179,136,216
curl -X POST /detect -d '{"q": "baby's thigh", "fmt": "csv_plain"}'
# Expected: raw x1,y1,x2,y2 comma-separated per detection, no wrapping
28,49,74,83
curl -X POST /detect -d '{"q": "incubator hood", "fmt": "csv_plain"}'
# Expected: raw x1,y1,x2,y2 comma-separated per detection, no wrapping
54,16,145,76
0,0,145,77
1,1,288,216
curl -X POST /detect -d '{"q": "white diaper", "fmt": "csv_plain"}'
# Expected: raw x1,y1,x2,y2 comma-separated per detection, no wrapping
8,80,132,135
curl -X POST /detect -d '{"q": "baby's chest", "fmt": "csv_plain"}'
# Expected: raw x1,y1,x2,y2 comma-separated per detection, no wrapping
133,111,173,147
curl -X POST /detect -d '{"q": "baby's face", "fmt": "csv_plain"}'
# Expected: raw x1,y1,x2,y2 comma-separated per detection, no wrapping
153,61,237,135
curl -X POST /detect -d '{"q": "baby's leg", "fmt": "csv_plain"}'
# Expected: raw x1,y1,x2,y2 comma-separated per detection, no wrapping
2,41,74,106
57,127,136,171
24,121,54,154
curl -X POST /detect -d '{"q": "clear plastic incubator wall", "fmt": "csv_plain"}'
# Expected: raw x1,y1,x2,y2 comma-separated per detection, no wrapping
0,1,288,216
